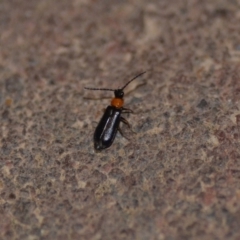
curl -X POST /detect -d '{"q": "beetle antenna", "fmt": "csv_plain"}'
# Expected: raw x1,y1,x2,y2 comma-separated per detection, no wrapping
121,71,146,90
84,87,115,91
85,71,146,91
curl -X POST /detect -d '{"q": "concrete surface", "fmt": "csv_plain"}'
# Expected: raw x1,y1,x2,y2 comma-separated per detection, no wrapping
1,0,240,239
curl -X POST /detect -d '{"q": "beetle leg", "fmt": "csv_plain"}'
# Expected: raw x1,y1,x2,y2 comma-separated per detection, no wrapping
118,127,130,140
120,117,136,133
122,107,134,114
121,116,131,128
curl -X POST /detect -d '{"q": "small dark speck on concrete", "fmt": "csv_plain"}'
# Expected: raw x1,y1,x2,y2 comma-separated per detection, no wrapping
197,99,208,109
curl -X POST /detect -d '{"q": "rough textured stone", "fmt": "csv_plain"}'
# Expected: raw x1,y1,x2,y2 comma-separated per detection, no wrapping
1,0,240,239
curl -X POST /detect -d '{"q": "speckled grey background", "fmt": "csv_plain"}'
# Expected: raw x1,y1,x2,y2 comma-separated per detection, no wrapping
1,0,240,239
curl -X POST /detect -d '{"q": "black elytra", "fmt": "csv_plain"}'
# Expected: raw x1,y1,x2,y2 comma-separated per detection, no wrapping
85,71,146,150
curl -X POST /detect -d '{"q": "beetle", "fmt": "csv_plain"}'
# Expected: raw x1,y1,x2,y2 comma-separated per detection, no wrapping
85,71,146,150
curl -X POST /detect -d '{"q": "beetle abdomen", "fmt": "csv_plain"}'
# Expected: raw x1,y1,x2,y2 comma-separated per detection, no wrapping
94,106,122,150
